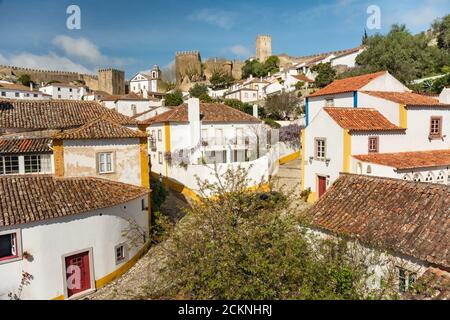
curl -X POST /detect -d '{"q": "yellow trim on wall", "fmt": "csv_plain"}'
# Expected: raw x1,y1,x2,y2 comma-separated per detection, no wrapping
95,241,151,289
53,139,64,177
278,151,300,165
164,122,171,177
399,104,408,129
307,192,317,203
52,295,65,300
300,129,305,191
343,129,351,173
139,137,150,188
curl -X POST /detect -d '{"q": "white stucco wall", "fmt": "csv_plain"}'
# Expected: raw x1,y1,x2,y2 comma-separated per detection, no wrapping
0,196,148,300
357,93,401,125
303,110,343,194
361,72,410,92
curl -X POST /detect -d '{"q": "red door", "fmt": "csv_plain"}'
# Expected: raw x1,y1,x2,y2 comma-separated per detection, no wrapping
318,176,327,198
65,251,91,297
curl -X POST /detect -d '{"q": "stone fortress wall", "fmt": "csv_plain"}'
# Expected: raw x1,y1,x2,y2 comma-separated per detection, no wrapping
0,65,125,95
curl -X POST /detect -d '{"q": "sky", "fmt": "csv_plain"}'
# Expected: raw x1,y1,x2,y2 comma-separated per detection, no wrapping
0,0,448,78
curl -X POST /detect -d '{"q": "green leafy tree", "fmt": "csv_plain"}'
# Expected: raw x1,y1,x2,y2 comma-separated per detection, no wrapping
142,167,398,300
311,62,336,88
241,56,280,79
209,70,234,90
362,29,369,45
223,99,265,118
354,24,450,83
17,74,33,87
189,83,209,98
165,90,184,107
199,93,213,103
264,91,302,120
432,14,450,50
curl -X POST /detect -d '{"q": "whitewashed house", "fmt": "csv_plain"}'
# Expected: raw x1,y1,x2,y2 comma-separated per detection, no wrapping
301,71,450,202
0,99,151,300
129,65,165,97
39,83,88,100
224,76,269,103
0,82,50,100
143,98,292,195
101,92,168,120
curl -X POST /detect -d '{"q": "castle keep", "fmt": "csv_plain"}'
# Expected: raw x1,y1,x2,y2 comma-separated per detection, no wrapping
256,35,272,62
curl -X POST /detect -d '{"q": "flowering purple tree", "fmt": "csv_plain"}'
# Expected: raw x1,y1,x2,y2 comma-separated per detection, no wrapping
279,124,302,149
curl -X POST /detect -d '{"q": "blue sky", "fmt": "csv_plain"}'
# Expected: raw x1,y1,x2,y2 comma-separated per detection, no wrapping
0,0,448,78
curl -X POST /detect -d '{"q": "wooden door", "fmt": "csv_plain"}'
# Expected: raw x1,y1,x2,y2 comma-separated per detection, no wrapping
65,251,91,298
318,176,327,198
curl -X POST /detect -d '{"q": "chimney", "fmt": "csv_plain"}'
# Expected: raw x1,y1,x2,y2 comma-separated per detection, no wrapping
249,74,253,80
30,83,33,91
439,87,450,104
253,104,259,118
188,98,201,147
161,98,165,107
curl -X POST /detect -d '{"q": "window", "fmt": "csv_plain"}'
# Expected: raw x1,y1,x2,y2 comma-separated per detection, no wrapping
429,117,442,138
24,155,41,173
58,95,61,99
425,172,434,183
0,156,19,175
158,152,163,164
69,88,72,92
1,92,5,97
368,137,379,153
314,138,326,160
141,198,148,211
15,92,19,97
403,174,411,181
325,98,334,107
58,87,61,91
98,152,113,174
0,232,19,262
33,94,38,98
115,244,126,264
413,173,422,182
436,171,445,184
25,93,29,97
398,268,416,293
366,165,372,174
157,129,162,142
131,104,137,116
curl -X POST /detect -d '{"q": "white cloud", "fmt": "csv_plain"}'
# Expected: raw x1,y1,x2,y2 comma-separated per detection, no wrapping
52,35,134,67
0,52,93,74
189,9,237,30
228,45,252,58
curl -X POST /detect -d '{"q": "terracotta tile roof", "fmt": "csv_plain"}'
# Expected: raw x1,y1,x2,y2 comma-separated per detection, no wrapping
101,92,149,102
309,71,387,97
362,91,446,106
306,174,450,267
0,99,139,130
406,268,450,300
143,103,261,125
353,149,450,170
54,117,148,140
0,175,149,227
324,107,403,131
293,74,314,82
0,82,40,93
0,137,51,154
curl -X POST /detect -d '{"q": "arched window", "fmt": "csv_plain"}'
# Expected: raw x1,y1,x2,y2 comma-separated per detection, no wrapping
413,173,423,182
356,162,362,175
436,171,445,184
366,165,372,174
425,172,434,183
403,174,411,181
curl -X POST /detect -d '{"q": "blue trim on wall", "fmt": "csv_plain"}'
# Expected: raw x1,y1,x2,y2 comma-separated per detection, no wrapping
305,97,309,127
353,91,358,108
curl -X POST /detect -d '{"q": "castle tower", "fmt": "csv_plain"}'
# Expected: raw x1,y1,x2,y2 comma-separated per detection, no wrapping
175,51,202,84
97,68,125,95
256,35,272,62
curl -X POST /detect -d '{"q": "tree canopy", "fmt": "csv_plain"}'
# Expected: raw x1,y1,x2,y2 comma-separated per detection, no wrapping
241,56,280,79
165,90,184,106
209,70,234,90
352,24,450,84
432,14,450,50
188,83,209,98
264,91,302,120
311,63,336,88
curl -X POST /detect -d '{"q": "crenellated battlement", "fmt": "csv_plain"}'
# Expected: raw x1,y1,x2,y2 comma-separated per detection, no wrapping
176,50,200,56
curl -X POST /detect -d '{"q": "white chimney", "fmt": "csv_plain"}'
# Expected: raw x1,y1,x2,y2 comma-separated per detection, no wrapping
253,104,259,118
161,98,165,107
30,83,33,91
249,74,253,80
439,87,450,104
188,98,201,147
